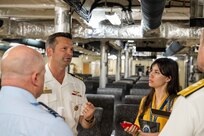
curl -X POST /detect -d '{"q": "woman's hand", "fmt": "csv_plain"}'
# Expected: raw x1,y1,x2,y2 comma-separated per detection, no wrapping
123,121,140,136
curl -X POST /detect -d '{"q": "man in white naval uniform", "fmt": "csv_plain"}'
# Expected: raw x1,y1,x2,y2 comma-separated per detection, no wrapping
38,32,95,136
159,29,204,136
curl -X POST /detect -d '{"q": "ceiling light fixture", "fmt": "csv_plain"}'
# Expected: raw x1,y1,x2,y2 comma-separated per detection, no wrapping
105,11,121,25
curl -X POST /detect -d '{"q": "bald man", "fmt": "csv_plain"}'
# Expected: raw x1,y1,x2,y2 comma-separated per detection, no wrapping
0,45,73,136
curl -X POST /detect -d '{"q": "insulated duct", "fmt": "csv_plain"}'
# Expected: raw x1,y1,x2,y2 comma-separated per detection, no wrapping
164,41,184,56
141,0,165,31
0,19,201,40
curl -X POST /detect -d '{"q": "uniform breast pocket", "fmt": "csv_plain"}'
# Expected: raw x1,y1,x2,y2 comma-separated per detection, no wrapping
71,98,84,120
71,99,83,112
47,94,57,109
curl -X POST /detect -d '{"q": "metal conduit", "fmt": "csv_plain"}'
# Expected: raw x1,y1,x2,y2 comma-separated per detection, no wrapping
141,0,166,30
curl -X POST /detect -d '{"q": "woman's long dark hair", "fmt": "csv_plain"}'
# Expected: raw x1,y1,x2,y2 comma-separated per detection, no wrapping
139,58,180,118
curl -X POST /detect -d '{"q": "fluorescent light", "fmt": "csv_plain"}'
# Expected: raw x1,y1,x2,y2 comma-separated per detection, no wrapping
105,12,121,25
108,55,117,60
128,40,135,43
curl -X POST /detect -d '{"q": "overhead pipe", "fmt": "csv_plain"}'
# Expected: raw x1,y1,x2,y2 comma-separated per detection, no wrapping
164,41,184,56
63,0,91,22
55,1,71,33
90,2,126,12
0,4,55,9
125,10,135,25
126,0,135,24
141,0,166,32
0,18,201,40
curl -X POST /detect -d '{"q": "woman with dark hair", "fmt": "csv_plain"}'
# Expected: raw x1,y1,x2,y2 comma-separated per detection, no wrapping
123,58,180,136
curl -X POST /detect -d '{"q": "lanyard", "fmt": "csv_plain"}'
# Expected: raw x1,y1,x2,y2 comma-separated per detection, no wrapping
31,102,65,120
150,96,169,122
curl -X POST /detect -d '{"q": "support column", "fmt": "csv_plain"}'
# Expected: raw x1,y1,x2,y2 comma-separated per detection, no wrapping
116,50,121,81
129,57,133,76
185,55,191,87
124,43,129,78
55,2,71,33
100,41,108,88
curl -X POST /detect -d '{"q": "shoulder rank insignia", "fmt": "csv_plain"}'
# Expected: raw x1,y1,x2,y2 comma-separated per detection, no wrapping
43,87,52,94
69,73,83,81
178,79,204,97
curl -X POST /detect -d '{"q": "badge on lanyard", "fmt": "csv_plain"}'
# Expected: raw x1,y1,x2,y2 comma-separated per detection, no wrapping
139,118,160,133
142,124,151,133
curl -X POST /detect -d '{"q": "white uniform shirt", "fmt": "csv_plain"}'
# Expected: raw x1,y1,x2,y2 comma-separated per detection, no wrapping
38,64,87,136
0,86,73,136
159,87,204,136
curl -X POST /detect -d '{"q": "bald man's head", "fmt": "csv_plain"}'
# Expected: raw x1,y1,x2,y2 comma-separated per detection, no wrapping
1,45,44,76
1,45,45,97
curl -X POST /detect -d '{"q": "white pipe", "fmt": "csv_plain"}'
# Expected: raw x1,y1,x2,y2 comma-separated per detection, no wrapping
0,4,55,9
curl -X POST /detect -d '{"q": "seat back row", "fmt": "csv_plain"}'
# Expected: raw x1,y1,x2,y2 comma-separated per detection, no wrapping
78,94,141,136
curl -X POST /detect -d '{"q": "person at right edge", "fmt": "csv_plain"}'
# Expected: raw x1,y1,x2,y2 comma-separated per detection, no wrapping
159,28,204,136
0,45,73,136
123,58,180,136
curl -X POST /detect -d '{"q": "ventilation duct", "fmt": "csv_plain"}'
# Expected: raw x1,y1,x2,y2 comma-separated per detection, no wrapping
141,0,165,32
164,41,184,56
0,19,200,39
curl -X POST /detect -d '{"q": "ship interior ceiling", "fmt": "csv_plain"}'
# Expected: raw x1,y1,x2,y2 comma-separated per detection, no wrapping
0,0,203,58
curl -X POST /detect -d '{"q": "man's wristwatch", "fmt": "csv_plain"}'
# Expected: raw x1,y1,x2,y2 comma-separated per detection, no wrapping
85,116,95,123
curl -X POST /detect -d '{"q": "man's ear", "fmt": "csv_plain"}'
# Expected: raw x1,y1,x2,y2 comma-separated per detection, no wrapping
31,72,38,87
46,47,53,57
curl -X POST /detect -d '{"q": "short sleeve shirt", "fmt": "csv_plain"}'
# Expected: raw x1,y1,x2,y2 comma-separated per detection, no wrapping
135,93,172,131
38,64,87,136
159,87,204,136
0,86,73,136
